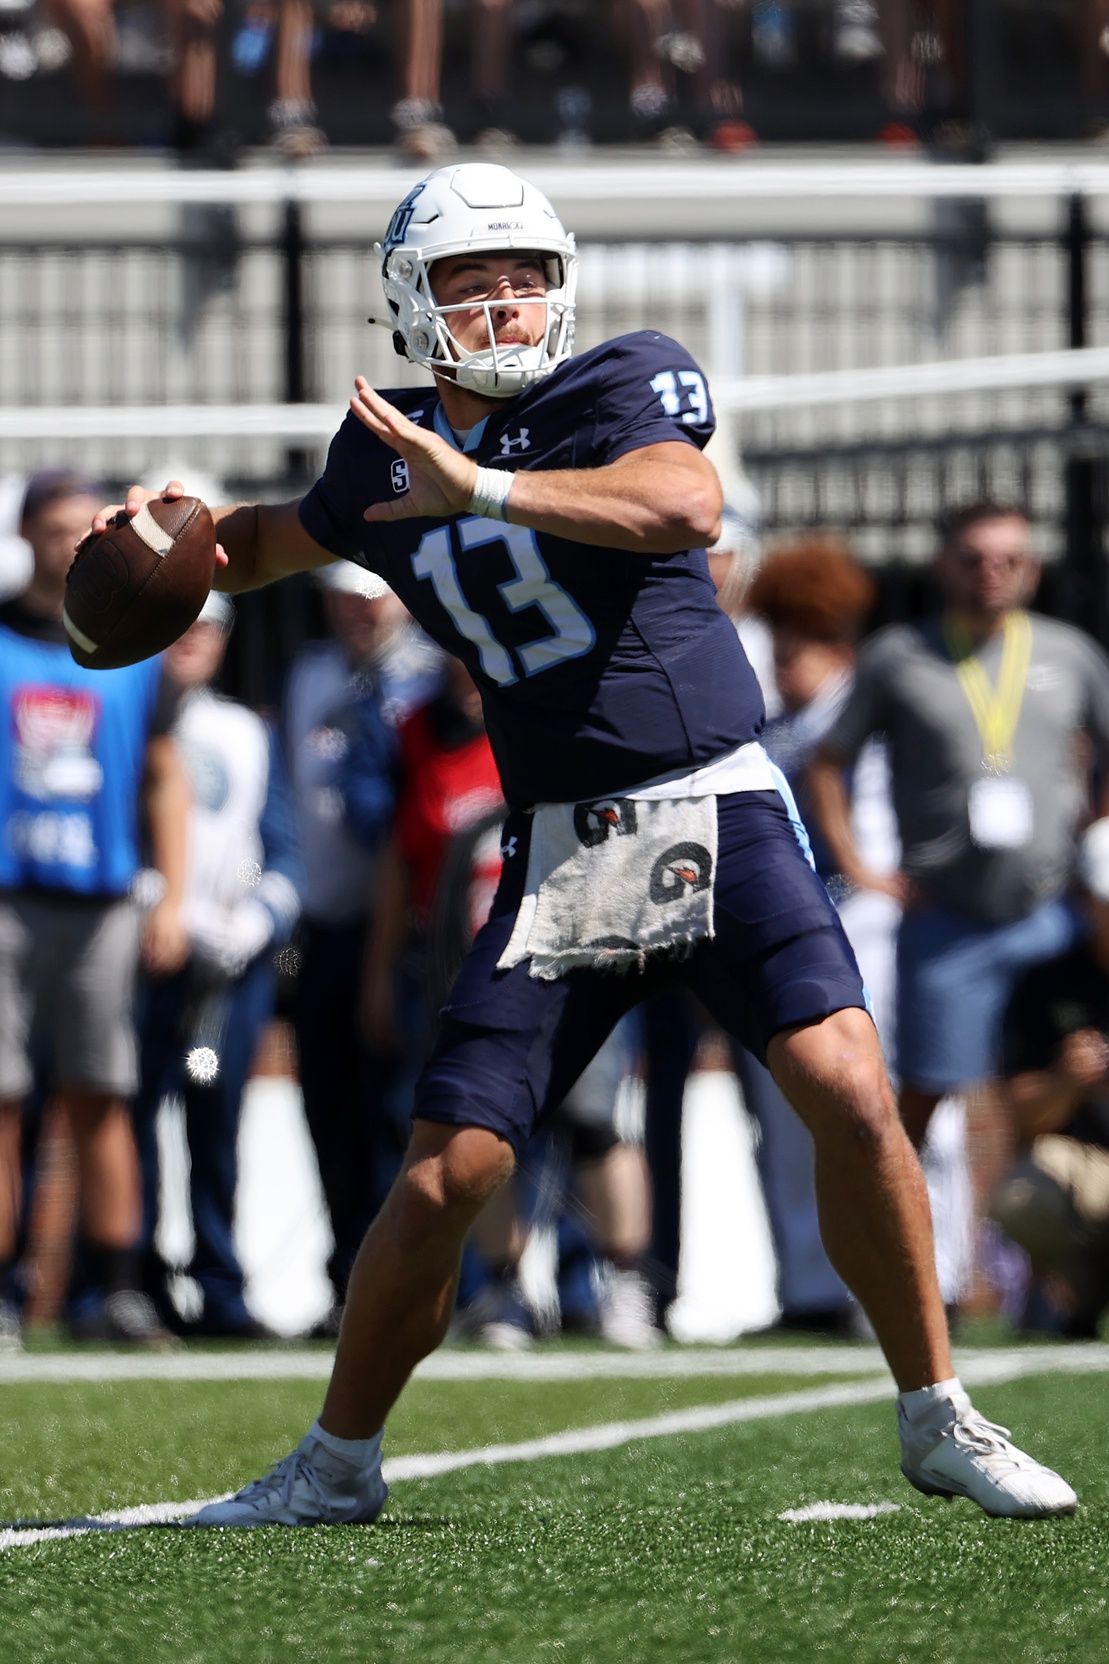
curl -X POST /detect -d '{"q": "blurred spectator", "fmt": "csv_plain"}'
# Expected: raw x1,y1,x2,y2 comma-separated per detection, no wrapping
359,657,502,1065
0,468,190,1347
742,533,972,1324
809,499,1109,1302
266,0,328,155
874,0,978,151
733,534,874,1332
0,474,33,601
612,0,753,150
990,817,1109,1342
832,0,882,66
282,561,439,1334
42,0,325,155
132,591,302,1339
166,0,326,155
389,0,529,157
639,496,772,1330
1078,0,1109,131
43,0,117,131
457,1018,658,1350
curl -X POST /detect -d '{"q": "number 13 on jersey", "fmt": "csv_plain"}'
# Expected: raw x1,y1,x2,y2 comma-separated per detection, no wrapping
412,519,596,687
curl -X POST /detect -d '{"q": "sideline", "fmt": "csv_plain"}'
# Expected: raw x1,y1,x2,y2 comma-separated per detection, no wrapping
2,1347,1105,1552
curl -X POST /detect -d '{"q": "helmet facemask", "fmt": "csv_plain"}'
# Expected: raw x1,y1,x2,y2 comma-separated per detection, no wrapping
376,165,578,399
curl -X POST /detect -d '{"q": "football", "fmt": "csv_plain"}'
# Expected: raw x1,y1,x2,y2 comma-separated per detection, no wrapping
63,495,218,670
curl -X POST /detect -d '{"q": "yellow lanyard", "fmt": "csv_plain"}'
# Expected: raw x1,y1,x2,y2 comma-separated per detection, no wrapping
943,610,1032,774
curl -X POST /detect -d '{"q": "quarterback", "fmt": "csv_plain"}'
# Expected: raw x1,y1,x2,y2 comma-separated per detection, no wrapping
95,163,1076,1523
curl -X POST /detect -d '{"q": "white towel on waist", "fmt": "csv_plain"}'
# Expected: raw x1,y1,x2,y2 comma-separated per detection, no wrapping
497,794,717,980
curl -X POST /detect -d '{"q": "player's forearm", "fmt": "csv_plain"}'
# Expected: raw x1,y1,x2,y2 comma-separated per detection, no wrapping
213,500,333,592
211,503,265,592
503,453,721,555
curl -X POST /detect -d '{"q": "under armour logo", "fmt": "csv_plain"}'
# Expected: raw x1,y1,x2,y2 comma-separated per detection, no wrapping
390,460,410,494
499,428,532,456
501,835,518,859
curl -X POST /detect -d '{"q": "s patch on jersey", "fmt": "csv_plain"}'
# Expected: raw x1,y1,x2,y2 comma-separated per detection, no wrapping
391,459,410,494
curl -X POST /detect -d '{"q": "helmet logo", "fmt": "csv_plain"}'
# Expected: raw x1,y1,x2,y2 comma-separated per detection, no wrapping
384,182,427,253
390,460,410,494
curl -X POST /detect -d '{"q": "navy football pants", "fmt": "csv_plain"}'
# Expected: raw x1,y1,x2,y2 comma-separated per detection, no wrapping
416,790,869,1162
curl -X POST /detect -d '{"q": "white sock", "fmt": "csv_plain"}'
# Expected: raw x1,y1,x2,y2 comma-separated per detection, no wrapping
308,1420,383,1468
898,1378,966,1421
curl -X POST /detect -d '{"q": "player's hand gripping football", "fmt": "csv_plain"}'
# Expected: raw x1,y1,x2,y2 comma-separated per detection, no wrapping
350,379,479,523
85,481,229,572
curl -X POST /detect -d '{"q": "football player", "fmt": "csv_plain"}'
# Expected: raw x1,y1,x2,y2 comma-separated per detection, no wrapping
93,163,1077,1523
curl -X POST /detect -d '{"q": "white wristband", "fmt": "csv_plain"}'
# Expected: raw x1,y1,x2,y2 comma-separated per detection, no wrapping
468,466,515,522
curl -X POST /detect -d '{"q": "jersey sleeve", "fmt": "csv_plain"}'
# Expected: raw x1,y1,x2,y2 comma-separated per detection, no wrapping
298,412,392,566
592,332,716,465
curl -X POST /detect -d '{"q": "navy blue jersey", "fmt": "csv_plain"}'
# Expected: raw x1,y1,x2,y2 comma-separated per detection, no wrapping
300,331,764,806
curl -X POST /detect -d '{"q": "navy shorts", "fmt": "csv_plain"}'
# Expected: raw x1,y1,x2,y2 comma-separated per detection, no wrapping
416,790,868,1161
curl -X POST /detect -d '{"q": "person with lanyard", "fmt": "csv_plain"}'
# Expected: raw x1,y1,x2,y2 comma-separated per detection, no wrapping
809,498,1109,1174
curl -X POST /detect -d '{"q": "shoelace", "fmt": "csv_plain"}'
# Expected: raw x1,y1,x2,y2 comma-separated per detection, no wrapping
948,1411,1032,1472
231,1451,320,1512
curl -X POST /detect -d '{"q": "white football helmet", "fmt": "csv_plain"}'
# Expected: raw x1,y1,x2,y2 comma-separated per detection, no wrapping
376,163,577,398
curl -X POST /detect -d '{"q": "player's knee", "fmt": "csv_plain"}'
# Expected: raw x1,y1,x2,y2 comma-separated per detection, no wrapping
403,1121,516,1222
775,1010,897,1149
833,1072,899,1149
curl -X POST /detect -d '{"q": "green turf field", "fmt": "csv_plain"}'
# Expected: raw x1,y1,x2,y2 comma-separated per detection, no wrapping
2,1342,1106,1664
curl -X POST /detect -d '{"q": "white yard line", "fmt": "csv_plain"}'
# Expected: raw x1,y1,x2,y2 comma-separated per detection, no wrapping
1,1346,1105,1553
1,1341,1106,1386
0,1343,887,1385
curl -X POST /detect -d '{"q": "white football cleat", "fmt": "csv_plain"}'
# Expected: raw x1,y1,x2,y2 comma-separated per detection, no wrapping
899,1393,1078,1519
189,1428,387,1528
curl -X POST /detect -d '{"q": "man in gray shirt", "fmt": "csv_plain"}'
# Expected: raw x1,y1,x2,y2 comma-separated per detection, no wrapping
809,499,1109,1151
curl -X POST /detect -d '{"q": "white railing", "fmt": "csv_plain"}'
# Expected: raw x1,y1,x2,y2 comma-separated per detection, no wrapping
3,158,1109,208
2,346,1107,442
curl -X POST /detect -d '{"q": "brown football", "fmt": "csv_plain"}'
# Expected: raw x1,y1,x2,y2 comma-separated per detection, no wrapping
63,496,218,670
